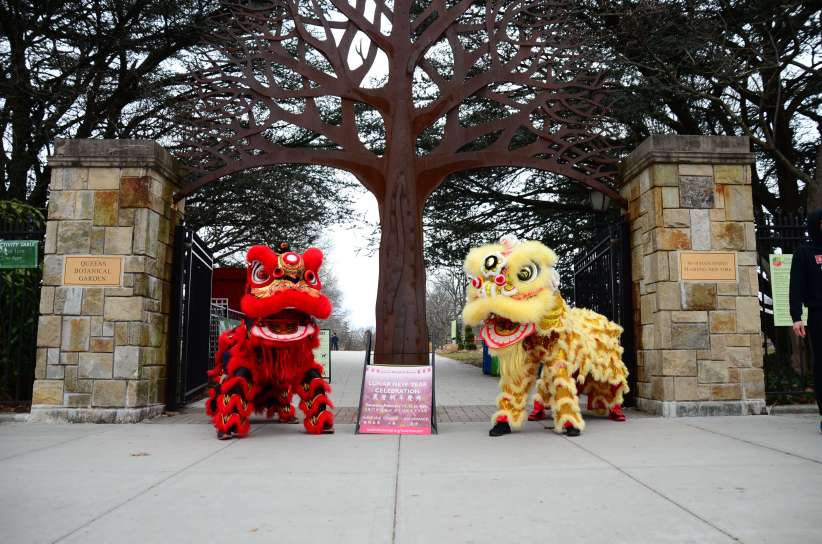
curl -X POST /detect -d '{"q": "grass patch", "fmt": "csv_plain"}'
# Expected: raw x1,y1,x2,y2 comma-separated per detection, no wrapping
438,350,483,367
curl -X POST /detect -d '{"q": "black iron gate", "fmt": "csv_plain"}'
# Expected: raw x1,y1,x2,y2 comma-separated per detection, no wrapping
167,225,214,409
0,204,45,405
755,211,814,403
572,219,636,406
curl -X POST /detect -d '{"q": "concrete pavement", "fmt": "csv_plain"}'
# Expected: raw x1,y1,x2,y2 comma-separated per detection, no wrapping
2,352,821,544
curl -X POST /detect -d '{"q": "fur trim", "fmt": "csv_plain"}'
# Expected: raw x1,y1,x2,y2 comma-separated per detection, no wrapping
304,409,334,434
494,342,530,380
463,290,553,326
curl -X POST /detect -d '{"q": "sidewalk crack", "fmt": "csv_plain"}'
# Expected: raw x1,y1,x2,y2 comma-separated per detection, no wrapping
0,427,115,463
50,427,260,544
564,437,743,543
391,435,401,544
678,420,822,466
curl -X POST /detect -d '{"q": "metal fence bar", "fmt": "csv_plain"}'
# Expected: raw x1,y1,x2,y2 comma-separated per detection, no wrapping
0,209,45,404
755,210,814,402
208,301,245,364
572,218,636,406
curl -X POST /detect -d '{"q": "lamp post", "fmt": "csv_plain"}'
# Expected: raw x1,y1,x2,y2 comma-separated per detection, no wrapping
590,190,611,237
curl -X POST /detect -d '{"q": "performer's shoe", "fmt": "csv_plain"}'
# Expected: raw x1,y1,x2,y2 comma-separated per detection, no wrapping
528,401,549,421
489,421,512,437
563,421,581,437
217,431,233,440
609,405,626,422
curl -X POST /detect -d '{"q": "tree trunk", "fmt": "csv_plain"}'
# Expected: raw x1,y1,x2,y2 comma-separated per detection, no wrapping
374,101,428,365
373,71,431,363
374,167,429,364
807,145,822,212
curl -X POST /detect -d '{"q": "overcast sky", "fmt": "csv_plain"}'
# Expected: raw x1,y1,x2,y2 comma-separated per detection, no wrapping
324,182,380,329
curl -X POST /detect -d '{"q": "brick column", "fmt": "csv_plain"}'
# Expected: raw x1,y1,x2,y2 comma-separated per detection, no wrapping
620,135,766,417
29,140,183,423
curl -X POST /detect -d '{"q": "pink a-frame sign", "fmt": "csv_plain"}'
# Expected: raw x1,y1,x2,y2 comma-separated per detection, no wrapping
357,365,435,435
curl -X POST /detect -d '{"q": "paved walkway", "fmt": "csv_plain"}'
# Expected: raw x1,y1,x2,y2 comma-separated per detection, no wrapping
2,353,821,544
151,351,510,424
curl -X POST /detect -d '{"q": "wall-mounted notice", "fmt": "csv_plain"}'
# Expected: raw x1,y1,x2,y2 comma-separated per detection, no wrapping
0,240,38,269
357,365,433,435
680,251,737,282
63,256,123,286
769,254,807,326
313,328,331,381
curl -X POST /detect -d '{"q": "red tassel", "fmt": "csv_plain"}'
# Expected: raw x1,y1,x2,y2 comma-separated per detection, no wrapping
298,394,333,417
303,409,334,434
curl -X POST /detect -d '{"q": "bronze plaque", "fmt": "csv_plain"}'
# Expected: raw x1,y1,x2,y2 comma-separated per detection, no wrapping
63,256,124,286
679,251,737,282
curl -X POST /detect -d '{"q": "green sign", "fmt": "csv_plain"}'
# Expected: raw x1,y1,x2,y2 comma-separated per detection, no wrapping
0,240,38,269
217,317,242,335
313,329,331,381
769,254,807,326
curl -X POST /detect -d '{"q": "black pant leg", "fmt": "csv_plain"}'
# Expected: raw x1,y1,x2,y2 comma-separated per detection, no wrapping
806,309,822,415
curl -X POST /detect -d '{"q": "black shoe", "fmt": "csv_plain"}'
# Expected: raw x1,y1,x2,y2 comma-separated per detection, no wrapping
489,421,512,437
563,426,581,437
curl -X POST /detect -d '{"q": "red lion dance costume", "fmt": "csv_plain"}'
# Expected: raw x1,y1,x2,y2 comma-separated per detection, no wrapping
206,242,334,438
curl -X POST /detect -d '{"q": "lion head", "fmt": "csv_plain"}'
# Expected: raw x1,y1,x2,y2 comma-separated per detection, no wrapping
462,236,561,349
240,243,331,345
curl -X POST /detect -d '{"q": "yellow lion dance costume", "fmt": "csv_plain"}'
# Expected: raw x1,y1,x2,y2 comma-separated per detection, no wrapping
463,236,629,437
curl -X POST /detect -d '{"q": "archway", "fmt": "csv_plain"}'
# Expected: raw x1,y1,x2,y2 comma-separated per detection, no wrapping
175,0,624,364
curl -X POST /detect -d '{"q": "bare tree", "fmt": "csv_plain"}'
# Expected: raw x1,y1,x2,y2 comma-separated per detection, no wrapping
0,0,213,206
180,0,620,363
426,265,466,347
587,0,821,214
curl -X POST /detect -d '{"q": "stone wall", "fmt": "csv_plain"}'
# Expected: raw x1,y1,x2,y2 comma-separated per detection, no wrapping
620,135,766,417
29,140,182,423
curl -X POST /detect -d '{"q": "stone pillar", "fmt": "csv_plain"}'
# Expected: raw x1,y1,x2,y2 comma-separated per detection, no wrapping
620,135,766,417
30,140,182,423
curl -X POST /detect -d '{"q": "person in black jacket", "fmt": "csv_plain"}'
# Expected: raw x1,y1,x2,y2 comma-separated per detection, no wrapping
788,208,822,431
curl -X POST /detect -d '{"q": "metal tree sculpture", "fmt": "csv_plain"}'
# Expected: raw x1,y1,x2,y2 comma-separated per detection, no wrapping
179,0,621,364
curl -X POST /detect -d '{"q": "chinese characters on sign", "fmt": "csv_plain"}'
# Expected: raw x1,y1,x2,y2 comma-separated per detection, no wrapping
0,240,38,269
769,254,806,326
63,256,123,286
680,251,737,282
358,365,433,435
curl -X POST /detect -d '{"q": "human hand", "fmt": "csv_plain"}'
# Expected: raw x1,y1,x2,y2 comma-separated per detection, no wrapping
793,321,806,337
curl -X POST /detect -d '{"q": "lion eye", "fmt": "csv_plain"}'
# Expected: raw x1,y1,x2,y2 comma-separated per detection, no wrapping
484,255,498,271
517,264,538,282
251,261,269,284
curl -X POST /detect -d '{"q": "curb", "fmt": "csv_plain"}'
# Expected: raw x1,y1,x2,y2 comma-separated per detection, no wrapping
768,404,819,415
0,412,30,423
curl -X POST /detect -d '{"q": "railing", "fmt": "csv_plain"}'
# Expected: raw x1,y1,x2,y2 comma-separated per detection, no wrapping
754,211,814,402
572,218,636,406
0,205,45,405
166,226,215,409
363,329,372,366
209,302,245,363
